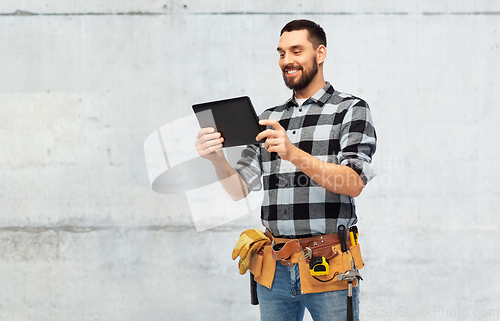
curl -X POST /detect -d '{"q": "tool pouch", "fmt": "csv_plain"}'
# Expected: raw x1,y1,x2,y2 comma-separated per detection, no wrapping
249,242,275,289
298,242,364,294
303,242,340,263
349,242,365,270
271,239,301,262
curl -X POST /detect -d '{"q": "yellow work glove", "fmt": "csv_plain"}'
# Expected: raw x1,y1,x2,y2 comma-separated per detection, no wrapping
238,239,267,275
232,229,269,275
231,229,268,261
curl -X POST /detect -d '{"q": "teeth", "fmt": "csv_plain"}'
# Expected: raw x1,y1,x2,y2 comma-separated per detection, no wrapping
287,69,299,74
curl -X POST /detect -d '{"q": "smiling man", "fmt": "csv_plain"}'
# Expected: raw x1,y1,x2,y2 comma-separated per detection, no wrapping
195,19,376,321
279,25,325,98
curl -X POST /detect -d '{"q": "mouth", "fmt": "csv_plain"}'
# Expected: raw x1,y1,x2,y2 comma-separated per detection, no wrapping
284,67,301,77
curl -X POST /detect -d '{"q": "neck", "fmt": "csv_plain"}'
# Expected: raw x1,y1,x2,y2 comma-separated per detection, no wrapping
294,71,326,99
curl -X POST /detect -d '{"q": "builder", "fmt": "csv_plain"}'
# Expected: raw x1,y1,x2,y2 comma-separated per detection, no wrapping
195,19,376,321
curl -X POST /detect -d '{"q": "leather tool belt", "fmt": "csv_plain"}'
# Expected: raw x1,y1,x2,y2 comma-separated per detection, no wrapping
249,229,364,294
265,229,351,266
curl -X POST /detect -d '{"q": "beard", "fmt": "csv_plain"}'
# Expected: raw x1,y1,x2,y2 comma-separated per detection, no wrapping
282,57,319,92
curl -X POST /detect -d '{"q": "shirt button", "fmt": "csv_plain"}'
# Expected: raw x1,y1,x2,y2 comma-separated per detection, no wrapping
299,108,302,112
292,130,296,134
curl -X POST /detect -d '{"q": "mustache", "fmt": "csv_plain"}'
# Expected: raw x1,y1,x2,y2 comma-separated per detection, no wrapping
282,65,303,72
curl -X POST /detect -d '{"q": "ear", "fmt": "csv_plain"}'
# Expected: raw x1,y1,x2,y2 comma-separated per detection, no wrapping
316,45,327,65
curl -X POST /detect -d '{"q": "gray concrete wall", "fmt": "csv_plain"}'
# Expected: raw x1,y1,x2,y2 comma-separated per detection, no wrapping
1,1,499,320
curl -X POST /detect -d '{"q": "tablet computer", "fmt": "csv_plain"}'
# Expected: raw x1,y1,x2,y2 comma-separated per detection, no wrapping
192,96,265,148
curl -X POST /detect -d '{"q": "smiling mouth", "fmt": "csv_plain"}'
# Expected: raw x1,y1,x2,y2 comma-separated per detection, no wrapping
284,68,301,76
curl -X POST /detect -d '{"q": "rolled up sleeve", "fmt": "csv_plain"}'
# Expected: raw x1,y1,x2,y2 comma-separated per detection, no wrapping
337,99,377,185
234,143,263,192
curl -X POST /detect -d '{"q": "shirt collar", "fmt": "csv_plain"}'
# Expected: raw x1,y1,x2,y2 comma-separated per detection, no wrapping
285,82,335,109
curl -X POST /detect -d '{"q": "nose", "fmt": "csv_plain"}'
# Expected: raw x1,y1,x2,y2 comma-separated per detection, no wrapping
282,52,294,67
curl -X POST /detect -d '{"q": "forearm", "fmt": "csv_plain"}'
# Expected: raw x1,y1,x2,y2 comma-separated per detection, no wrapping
212,157,249,201
289,148,365,197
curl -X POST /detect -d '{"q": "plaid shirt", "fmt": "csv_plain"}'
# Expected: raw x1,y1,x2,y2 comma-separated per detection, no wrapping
235,82,376,238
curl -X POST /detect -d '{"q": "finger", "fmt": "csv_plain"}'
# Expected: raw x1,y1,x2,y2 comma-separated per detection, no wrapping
199,142,223,156
266,144,279,153
195,132,221,147
265,138,279,147
196,135,222,152
259,119,284,131
256,129,279,142
264,139,278,151
200,132,221,142
197,127,216,138
200,137,224,151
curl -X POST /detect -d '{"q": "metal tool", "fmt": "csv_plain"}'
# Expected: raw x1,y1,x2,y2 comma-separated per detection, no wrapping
337,260,363,321
337,225,361,321
302,246,313,260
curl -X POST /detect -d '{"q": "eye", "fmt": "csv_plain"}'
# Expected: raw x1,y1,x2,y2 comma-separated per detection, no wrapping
293,51,300,55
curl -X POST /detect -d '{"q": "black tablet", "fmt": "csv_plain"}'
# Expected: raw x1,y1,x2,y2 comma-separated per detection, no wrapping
192,96,265,148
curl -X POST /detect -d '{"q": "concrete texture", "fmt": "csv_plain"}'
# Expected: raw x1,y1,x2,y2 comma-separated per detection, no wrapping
1,1,499,320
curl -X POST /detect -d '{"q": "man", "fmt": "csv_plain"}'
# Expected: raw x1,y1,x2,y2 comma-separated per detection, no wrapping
195,19,376,321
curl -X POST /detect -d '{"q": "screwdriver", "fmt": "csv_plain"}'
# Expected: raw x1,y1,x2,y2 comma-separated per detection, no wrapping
349,226,359,246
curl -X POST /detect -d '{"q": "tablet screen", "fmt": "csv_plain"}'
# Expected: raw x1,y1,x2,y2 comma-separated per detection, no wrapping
192,96,265,148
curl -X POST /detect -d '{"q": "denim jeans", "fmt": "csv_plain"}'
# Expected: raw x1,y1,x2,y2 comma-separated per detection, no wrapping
257,261,359,321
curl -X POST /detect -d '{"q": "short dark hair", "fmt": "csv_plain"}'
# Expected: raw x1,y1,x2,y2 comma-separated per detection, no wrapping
280,19,327,49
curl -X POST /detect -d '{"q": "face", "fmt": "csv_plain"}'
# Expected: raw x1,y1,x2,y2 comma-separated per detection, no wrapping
277,30,319,91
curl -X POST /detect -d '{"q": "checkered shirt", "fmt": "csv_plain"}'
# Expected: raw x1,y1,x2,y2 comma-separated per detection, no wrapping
234,82,377,238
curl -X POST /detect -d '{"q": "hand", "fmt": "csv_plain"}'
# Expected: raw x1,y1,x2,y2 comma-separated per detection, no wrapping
256,119,297,161
195,127,224,163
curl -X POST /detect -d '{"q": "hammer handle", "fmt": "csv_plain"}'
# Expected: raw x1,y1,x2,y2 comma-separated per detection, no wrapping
347,280,354,321
347,295,353,321
250,273,259,305
338,225,348,252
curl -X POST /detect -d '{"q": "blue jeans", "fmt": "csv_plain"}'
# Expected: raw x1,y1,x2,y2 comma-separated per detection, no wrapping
257,262,359,321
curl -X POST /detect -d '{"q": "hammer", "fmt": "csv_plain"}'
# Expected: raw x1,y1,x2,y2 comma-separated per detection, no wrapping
337,259,362,321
